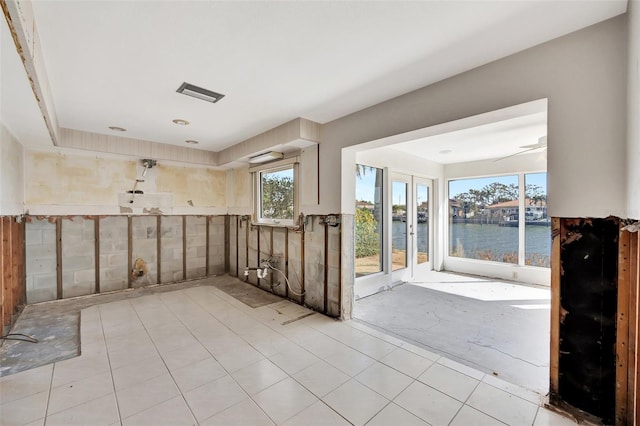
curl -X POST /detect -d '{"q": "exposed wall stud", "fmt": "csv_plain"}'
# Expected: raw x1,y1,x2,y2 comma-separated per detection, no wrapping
56,218,63,299
94,217,100,293
629,232,639,423
285,227,289,299
127,216,132,289
236,216,239,277
2,218,12,326
324,220,328,314
301,227,305,306
617,229,630,425
550,217,560,400
182,216,187,280
207,216,211,275
157,215,162,284
338,218,342,317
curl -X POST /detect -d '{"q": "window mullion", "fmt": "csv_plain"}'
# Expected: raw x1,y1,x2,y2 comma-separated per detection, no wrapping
518,173,526,266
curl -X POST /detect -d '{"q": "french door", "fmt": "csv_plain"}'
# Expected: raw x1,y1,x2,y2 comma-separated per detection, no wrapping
391,174,433,283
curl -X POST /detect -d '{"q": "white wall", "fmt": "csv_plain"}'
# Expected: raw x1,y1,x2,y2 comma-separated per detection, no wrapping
628,1,640,219
0,124,25,215
323,16,628,219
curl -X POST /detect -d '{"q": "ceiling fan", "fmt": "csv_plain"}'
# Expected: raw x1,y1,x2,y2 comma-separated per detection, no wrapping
495,136,547,162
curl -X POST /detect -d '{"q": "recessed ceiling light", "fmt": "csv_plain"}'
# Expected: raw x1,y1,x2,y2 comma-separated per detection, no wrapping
439,149,453,154
185,140,199,145
177,82,225,104
172,119,190,125
108,126,126,132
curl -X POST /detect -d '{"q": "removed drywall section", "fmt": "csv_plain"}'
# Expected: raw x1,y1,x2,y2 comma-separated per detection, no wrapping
61,217,95,298
185,216,207,279
160,216,183,283
1,216,26,333
131,216,158,287
99,216,128,292
208,216,225,275
0,125,25,215
551,217,619,423
156,165,226,214
227,215,343,317
25,217,56,303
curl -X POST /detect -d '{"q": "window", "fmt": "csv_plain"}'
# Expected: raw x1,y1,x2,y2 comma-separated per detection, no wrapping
355,165,383,277
525,173,550,267
254,160,298,225
448,173,549,267
449,175,520,263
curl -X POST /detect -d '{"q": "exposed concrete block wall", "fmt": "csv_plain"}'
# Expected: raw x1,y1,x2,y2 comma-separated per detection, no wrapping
25,218,56,303
160,216,183,283
287,230,304,305
24,215,227,303
303,216,326,312
185,216,206,279
131,216,158,287
208,216,226,275
99,216,128,292
61,217,95,298
226,215,344,318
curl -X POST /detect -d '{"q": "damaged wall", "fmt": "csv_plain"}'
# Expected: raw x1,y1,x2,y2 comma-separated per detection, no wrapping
227,215,346,318
24,149,227,216
24,215,227,303
0,125,25,215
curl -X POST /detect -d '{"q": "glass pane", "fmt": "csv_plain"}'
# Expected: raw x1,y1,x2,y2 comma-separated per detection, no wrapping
355,165,383,277
416,183,429,264
449,175,519,263
392,181,407,271
261,168,294,220
525,173,550,267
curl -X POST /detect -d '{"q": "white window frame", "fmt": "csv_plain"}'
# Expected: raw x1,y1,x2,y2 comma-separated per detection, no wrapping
251,157,299,226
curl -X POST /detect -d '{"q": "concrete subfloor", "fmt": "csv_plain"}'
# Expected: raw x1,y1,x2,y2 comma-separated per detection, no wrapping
354,271,550,394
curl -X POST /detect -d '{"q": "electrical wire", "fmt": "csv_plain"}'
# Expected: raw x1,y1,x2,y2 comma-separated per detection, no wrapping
269,264,305,297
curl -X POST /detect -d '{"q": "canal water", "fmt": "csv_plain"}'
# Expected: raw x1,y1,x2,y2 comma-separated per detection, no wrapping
392,222,551,266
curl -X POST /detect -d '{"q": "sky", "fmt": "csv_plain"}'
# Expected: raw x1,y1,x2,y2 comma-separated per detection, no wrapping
355,169,547,204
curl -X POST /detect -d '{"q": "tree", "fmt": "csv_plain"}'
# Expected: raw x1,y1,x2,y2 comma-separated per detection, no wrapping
355,208,380,257
261,174,294,219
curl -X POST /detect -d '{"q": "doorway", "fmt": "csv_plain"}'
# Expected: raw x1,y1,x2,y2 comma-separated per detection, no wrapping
390,174,433,284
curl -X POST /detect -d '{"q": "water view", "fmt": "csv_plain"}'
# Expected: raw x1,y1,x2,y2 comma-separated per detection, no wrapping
391,221,551,267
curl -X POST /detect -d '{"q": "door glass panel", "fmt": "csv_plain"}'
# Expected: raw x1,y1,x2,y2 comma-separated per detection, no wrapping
525,173,550,267
392,181,408,271
355,165,383,277
416,183,429,264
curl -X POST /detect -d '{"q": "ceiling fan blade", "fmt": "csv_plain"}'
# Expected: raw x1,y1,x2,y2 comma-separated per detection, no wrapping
520,143,541,149
494,146,541,162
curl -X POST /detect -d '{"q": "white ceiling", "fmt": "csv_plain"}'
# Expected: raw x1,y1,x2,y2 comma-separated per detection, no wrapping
3,1,628,156
389,111,548,164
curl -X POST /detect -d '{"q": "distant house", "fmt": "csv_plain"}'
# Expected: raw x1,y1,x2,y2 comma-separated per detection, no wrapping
356,200,374,211
486,199,547,222
449,199,461,217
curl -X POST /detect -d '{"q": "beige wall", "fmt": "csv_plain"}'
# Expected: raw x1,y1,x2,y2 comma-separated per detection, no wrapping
323,15,628,218
628,1,640,219
0,124,25,215
24,149,227,215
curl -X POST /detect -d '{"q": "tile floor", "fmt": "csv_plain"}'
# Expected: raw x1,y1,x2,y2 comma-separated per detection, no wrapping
1,284,576,425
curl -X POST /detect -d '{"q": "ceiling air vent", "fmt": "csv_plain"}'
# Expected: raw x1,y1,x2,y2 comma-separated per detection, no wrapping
176,82,225,103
